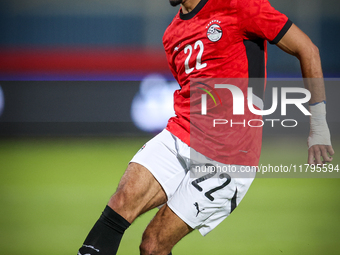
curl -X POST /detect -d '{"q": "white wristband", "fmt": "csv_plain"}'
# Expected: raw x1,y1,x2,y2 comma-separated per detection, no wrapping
307,101,332,148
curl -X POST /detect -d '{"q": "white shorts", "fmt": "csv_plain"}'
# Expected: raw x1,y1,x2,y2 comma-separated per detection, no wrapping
130,129,255,236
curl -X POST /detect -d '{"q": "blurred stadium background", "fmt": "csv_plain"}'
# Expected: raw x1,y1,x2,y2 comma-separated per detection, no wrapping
0,0,339,254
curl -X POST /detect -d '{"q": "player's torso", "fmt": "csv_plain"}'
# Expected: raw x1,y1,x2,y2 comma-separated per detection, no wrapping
163,0,274,166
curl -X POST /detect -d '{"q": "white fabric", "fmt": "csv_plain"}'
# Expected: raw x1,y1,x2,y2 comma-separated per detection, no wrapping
131,129,255,236
307,102,332,148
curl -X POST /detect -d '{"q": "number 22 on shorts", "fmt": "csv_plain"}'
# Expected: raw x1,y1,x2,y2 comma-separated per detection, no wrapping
191,164,231,201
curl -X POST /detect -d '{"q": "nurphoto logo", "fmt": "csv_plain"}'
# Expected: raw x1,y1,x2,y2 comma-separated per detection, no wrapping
193,78,312,128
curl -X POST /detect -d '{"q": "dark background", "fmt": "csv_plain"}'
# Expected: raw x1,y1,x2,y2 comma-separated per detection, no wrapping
0,0,339,136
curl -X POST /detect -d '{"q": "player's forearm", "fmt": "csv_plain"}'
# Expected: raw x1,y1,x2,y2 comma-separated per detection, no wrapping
297,44,326,104
294,41,334,154
276,24,326,104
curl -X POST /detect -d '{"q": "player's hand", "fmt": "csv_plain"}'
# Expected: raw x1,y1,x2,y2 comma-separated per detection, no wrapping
308,144,334,165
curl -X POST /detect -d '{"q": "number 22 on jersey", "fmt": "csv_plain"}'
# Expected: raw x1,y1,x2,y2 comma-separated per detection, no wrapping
184,40,207,74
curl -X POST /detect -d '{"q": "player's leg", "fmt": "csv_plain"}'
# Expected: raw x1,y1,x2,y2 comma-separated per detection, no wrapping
78,162,167,255
140,204,193,255
108,162,168,222
138,158,256,254
78,129,188,255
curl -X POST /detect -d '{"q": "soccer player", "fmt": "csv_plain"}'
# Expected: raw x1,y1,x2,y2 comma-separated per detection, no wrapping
78,0,334,254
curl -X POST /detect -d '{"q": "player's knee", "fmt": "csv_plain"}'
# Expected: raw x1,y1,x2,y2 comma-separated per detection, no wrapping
109,178,139,210
109,190,127,210
108,189,139,223
139,240,156,255
140,240,163,255
140,231,170,255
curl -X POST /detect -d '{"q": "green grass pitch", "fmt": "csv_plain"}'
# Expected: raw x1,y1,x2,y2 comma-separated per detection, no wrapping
0,136,339,254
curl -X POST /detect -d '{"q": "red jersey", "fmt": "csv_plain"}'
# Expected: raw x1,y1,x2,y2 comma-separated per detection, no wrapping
163,0,292,166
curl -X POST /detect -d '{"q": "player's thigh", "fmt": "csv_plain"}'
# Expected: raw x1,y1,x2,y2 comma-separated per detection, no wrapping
108,162,167,223
140,204,193,255
130,129,189,201
109,129,189,223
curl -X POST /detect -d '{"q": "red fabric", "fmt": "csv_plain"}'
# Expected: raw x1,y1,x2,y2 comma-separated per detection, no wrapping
163,0,289,166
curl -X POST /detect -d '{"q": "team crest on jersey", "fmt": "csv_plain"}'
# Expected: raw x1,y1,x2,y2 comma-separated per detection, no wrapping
206,21,222,42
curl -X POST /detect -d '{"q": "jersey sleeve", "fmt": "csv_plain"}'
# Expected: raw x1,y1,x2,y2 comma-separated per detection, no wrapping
237,0,292,44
